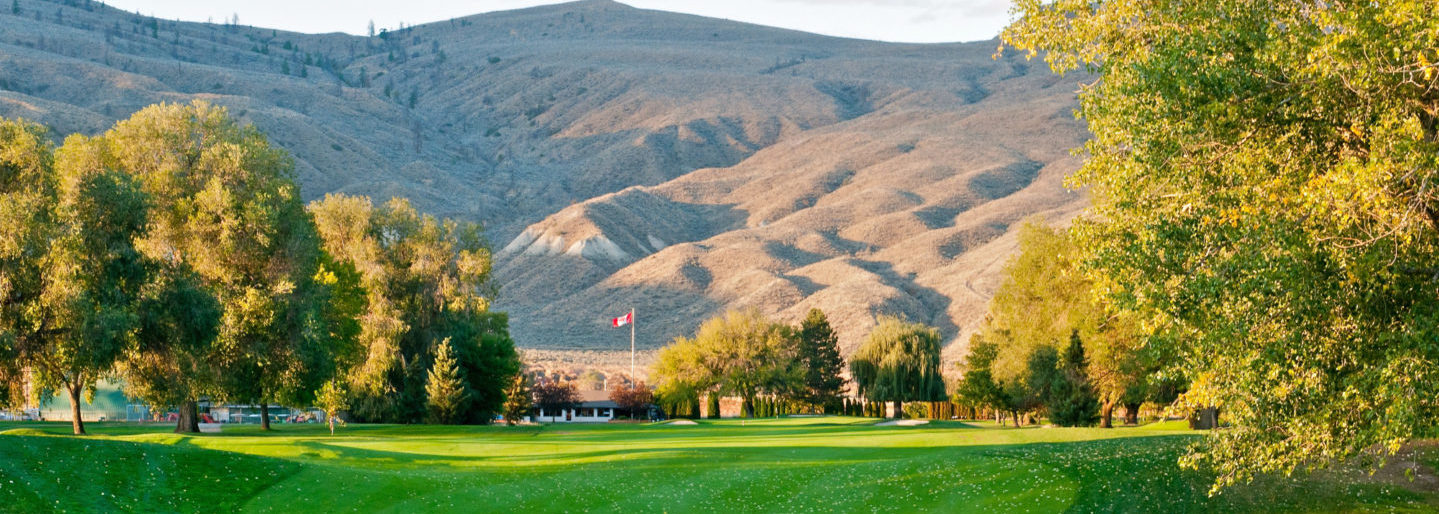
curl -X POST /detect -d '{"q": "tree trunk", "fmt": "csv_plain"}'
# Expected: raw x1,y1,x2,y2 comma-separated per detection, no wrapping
892,400,902,419
260,403,271,431
1011,410,1020,428
175,400,200,433
1101,401,1115,429
328,414,336,435
68,383,85,435
1124,403,1141,425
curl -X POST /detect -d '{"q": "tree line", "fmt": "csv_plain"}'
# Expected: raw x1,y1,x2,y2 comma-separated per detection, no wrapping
651,308,946,418
952,222,1181,429
0,101,520,435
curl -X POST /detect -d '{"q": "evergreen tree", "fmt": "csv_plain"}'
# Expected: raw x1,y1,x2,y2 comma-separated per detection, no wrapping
502,372,531,426
1047,331,1100,427
796,309,845,411
425,338,469,424
707,392,720,419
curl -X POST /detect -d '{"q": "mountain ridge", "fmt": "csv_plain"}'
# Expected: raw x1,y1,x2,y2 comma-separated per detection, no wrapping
0,0,1088,371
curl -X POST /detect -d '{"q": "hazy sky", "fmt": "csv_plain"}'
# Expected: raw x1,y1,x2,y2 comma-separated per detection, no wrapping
100,1,1015,44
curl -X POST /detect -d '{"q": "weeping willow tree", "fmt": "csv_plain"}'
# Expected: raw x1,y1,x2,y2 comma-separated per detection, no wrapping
849,317,946,418
650,309,801,418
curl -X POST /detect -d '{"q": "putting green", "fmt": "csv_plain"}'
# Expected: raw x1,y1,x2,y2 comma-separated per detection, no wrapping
0,417,1432,512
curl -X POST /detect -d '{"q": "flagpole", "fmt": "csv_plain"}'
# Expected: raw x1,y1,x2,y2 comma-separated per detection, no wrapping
629,307,636,380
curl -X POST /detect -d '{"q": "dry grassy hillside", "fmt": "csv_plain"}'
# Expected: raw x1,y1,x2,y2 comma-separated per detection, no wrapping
0,0,1089,371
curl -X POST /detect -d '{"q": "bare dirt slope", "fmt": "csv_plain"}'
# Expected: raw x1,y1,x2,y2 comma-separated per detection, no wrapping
0,0,1088,367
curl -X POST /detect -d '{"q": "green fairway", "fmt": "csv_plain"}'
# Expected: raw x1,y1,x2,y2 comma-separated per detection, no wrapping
0,418,1432,512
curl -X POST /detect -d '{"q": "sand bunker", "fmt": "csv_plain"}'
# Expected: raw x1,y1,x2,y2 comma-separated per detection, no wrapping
665,419,698,425
874,419,929,427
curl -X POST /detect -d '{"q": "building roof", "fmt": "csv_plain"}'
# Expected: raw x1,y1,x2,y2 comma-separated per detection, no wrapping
572,390,619,408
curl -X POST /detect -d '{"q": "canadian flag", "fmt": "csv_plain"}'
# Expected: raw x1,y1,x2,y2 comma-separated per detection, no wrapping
611,311,633,327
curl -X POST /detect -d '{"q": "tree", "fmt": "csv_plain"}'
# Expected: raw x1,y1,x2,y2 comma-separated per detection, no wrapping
425,338,469,424
81,102,330,432
315,379,348,435
954,337,1008,424
609,381,653,419
0,119,56,414
1047,331,1100,427
795,309,845,411
122,265,222,434
502,372,531,425
973,221,1146,428
849,317,946,418
310,194,519,425
650,309,801,419
1005,0,1439,492
0,120,154,435
531,380,578,423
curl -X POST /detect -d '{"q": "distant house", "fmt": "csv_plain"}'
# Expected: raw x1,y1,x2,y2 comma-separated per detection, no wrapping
535,390,617,423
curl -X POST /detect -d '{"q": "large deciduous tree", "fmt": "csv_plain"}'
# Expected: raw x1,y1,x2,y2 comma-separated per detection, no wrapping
310,193,519,424
0,120,155,435
91,101,335,432
849,317,945,418
0,120,58,413
1005,0,1439,491
650,309,801,418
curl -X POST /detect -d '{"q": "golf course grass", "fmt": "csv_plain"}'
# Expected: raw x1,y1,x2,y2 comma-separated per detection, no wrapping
0,417,1433,512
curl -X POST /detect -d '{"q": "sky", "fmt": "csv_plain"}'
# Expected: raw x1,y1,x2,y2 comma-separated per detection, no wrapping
99,0,1015,44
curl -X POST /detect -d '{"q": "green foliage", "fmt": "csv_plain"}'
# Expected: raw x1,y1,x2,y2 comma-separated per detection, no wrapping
0,119,57,410
1005,0,1439,491
651,309,802,418
706,392,720,419
1047,332,1101,427
502,372,531,425
315,379,348,435
310,194,518,424
973,221,1150,427
795,308,845,410
849,317,946,411
954,338,1008,418
0,120,155,434
425,338,470,425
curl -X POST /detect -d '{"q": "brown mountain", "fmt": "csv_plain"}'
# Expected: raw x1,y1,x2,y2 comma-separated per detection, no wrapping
0,0,1087,371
